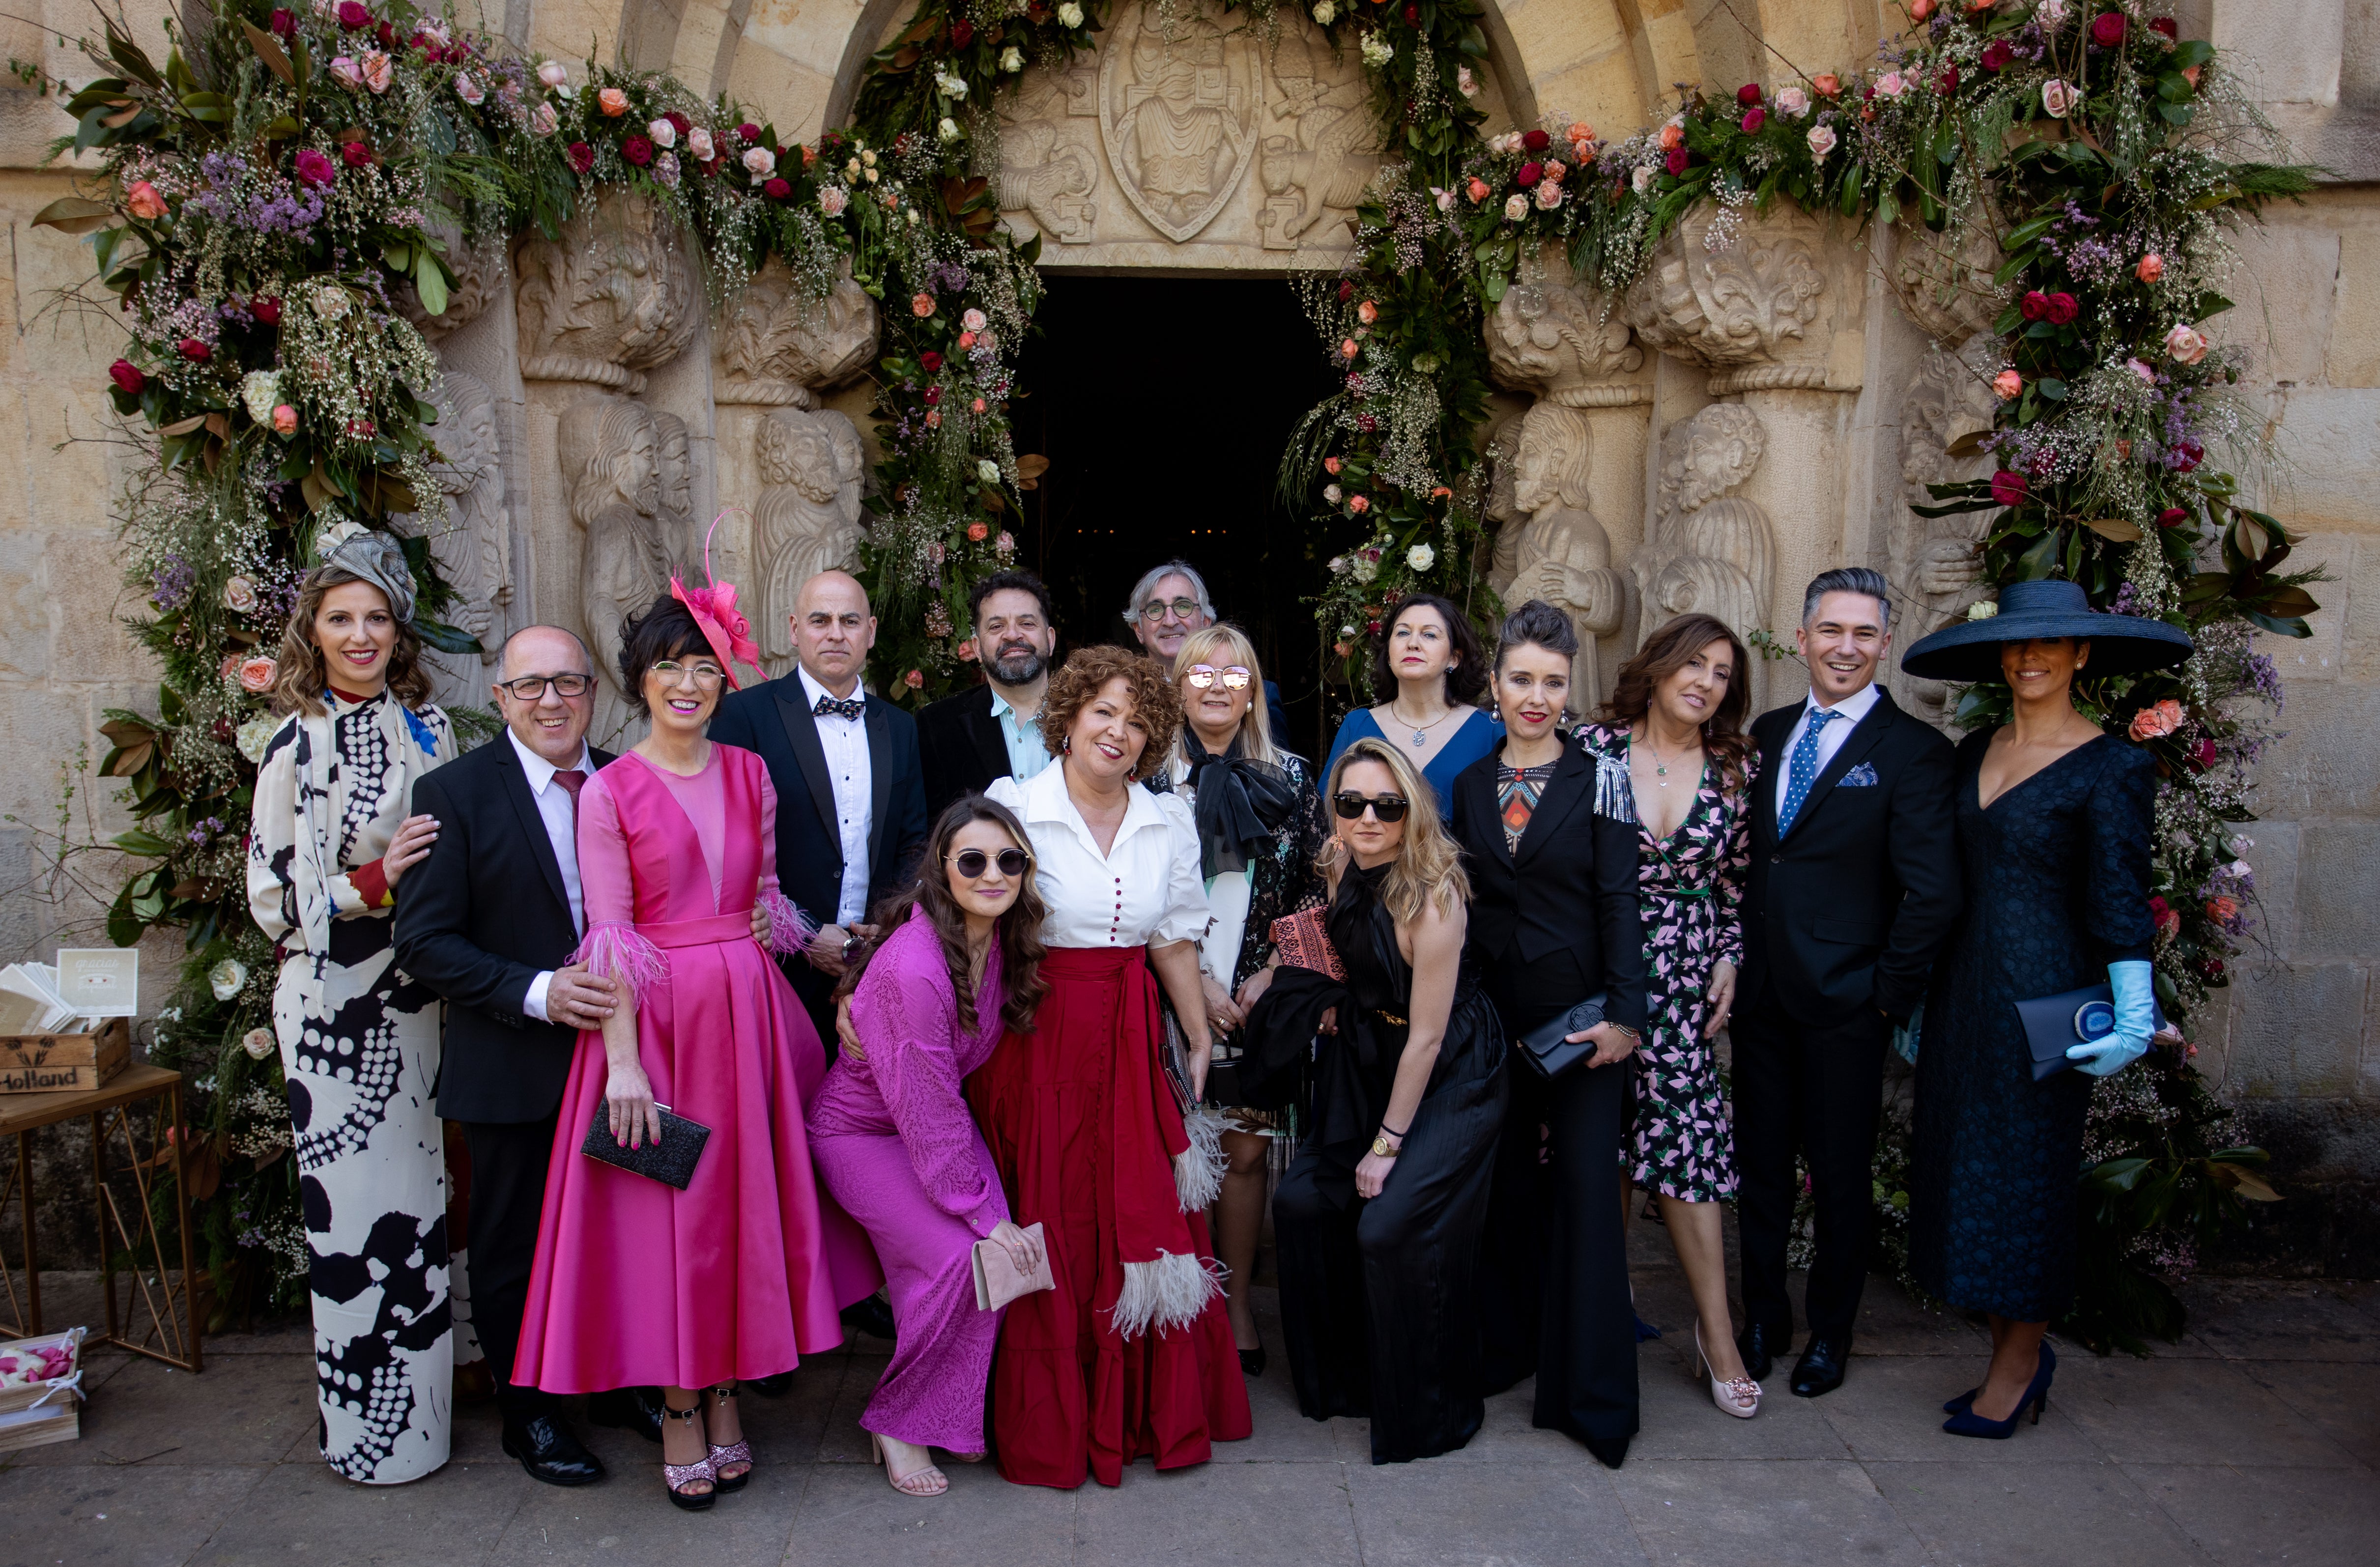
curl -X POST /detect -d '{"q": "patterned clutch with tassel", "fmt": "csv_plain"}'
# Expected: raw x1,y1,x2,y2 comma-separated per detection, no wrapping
1270,905,1345,981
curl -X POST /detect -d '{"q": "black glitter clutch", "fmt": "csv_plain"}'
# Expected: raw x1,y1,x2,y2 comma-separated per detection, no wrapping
580,1101,711,1190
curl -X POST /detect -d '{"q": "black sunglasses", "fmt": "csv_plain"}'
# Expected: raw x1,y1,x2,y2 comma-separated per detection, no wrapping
948,847,1032,879
1332,792,1410,824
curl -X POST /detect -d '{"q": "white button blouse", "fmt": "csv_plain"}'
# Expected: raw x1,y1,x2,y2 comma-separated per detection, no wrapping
986,765,1212,951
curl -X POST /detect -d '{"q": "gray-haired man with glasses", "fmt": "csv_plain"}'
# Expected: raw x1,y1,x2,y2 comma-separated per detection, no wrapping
1123,558,1292,743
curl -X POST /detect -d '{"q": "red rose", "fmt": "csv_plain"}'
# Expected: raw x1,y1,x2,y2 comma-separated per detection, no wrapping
1403,2,1418,21
294,148,335,187
2173,438,2204,473
919,350,944,371
2090,12,2125,46
763,176,791,198
924,385,943,406
950,18,974,45
1736,83,1762,107
1665,144,1689,175
1938,64,1959,93
253,295,282,326
2021,290,2048,321
566,141,594,173
1989,469,2029,508
1516,161,1542,187
2156,507,2189,528
1741,106,1766,133
107,358,144,395
374,19,394,48
178,337,210,362
340,141,370,168
1355,413,1377,433
737,122,760,143
2043,291,2079,324
666,111,690,136
623,135,654,166
269,7,295,36
2191,738,2218,769
335,0,368,26
1338,280,1355,302
1521,128,1551,152
2149,17,2177,39
1981,40,2012,71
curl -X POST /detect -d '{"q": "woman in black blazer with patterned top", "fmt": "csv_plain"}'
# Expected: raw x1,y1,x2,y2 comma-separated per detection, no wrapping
1450,601,1647,1469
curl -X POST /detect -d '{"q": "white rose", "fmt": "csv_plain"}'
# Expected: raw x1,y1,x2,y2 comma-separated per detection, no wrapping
1776,86,1810,118
1534,180,1564,210
208,958,248,1002
241,1027,276,1061
1001,47,1024,72
687,126,713,160
1323,483,1343,503
1312,0,1335,22
1360,32,1394,69
1057,1,1084,26
1632,164,1655,194
223,575,259,614
313,283,350,319
1807,124,1838,162
1503,192,1529,221
647,117,676,149
963,308,988,332
2037,0,2069,26
1328,556,1348,574
976,459,1002,485
1457,66,1479,98
1406,543,1435,572
241,370,281,426
742,145,776,177
938,116,962,143
453,71,483,105
537,60,569,89
906,206,920,226
936,71,968,101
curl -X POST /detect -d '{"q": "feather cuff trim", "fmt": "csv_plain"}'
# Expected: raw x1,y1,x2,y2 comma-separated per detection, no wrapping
571,921,668,1004
757,888,816,960
1173,1106,1229,1212
1110,1251,1226,1341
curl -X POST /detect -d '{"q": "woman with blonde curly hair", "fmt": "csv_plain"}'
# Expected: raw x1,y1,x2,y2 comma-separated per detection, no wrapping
1243,737,1509,1464
965,645,1250,1488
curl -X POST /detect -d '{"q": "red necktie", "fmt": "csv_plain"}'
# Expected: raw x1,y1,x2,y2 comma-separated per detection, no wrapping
553,768,586,824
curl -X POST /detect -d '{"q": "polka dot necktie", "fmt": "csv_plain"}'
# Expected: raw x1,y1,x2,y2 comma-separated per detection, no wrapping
1776,709,1839,838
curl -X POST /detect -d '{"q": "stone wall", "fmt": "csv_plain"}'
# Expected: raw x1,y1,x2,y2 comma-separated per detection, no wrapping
0,0,2374,1271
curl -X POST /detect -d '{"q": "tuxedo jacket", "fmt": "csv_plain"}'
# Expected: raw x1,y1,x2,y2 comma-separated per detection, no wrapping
1449,741,1648,1035
394,736,615,1125
917,683,1014,826
1741,685,1959,1026
708,672,929,935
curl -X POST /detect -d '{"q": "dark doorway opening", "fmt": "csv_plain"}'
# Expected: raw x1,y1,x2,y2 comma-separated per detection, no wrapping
1010,275,1342,761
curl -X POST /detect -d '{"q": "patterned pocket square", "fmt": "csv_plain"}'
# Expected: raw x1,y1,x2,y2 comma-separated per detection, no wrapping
1841,762,1880,787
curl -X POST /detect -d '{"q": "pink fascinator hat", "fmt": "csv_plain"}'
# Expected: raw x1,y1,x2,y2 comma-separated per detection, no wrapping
670,511,766,689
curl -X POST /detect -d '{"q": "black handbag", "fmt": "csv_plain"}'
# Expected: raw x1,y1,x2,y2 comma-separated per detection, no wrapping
2011,984,2167,1083
1515,993,1609,1080
580,1100,712,1190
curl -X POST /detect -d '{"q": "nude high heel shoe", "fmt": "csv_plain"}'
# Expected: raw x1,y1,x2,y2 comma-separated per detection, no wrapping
869,1430,949,1497
1695,1325,1762,1419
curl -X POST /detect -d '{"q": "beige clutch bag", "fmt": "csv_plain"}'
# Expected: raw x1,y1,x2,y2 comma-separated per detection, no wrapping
971,1222,1055,1311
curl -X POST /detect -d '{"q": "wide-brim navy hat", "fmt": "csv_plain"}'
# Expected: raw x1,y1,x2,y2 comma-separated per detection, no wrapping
1900,578,2193,682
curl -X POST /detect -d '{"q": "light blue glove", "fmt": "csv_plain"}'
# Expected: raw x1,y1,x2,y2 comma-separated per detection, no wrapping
2066,960,2155,1077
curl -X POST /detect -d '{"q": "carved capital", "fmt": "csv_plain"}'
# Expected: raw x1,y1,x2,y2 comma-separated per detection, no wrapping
1891,199,2008,348
1487,244,1648,405
1619,201,1844,387
397,220,505,340
714,258,881,409
514,191,700,395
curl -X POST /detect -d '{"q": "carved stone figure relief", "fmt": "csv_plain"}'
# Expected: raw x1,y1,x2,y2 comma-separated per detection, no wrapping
1100,5,1258,242
1255,28,1378,250
654,409,698,573
1501,402,1625,711
394,370,510,706
1639,403,1775,659
716,260,882,407
1888,339,2001,722
559,396,674,741
515,191,700,394
754,407,867,675
1000,73,1103,244
1892,202,2008,349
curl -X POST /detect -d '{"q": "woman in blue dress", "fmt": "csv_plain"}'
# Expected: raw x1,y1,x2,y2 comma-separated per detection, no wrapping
1898,579,2191,1440
1324,593,1502,823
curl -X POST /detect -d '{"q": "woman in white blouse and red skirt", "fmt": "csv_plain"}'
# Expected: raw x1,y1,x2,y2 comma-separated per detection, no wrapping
970,645,1251,1488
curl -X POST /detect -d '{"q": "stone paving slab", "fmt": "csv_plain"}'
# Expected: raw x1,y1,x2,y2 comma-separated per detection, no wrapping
2,1269,2375,1566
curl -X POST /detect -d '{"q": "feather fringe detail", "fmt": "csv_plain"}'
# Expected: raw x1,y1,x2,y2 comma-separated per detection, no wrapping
756,887,816,960
1110,1250,1227,1341
571,921,668,1006
1173,1106,1230,1212
1592,750,1637,823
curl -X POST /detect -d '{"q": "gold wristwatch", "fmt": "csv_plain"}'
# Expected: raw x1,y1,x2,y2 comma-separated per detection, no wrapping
1370,1130,1403,1159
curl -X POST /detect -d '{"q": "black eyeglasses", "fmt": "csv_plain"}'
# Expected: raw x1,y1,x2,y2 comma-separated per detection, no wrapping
1138,597,1203,624
948,847,1032,879
1184,663,1252,690
1332,793,1409,824
499,673,594,700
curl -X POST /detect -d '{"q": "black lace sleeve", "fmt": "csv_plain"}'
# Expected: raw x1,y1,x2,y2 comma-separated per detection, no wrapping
1235,756,1330,989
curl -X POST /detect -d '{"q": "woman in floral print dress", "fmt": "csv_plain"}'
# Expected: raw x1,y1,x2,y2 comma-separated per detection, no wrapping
1579,611,1764,1419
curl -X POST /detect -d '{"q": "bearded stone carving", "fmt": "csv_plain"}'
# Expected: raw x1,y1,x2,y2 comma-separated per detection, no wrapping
393,371,510,705
1640,403,1774,652
515,191,700,395
1889,340,2002,722
1487,246,1647,405
559,396,672,739
715,259,881,407
1620,202,1832,388
395,219,506,340
653,409,698,572
1892,200,2009,349
754,407,866,672
1501,402,1625,710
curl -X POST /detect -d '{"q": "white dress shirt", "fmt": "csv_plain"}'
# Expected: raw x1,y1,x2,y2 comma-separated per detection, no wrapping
798,664,875,925
511,729,593,1025
1772,680,1883,820
986,765,1211,950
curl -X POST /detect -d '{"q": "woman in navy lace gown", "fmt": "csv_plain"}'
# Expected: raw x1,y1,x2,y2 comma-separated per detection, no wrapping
1900,580,2190,1440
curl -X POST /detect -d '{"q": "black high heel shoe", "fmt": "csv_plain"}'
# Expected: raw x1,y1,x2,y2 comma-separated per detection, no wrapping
1942,1341,2056,1439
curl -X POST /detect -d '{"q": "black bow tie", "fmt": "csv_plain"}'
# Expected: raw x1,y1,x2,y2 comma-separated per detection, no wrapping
813,694,865,721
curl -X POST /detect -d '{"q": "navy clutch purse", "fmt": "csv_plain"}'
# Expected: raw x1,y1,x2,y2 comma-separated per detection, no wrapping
580,1101,711,1190
1516,994,1608,1080
2012,984,2167,1082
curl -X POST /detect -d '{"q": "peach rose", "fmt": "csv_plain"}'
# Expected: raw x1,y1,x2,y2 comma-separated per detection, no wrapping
2136,253,2164,283
1813,73,1841,97
1992,369,2023,400
967,521,989,541
1465,176,1490,202
2205,895,2239,924
956,639,978,662
125,181,168,220
911,292,935,317
598,86,630,116
238,655,278,693
2128,699,2185,741
904,669,925,689
1357,299,1377,324
1658,121,1685,151
272,404,298,434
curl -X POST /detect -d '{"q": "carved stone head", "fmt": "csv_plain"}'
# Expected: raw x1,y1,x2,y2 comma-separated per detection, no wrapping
1512,402,1595,516
1658,403,1767,517
654,411,692,520
556,397,662,528
758,407,865,506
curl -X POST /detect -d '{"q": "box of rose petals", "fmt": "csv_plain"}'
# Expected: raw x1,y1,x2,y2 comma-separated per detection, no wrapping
0,1328,86,1450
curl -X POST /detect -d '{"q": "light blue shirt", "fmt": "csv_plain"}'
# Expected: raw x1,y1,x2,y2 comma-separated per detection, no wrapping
988,686,1055,786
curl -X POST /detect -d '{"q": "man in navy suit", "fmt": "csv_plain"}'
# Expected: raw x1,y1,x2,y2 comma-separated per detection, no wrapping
709,570,928,1052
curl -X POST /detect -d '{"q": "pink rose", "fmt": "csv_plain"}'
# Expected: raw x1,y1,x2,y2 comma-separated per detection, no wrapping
1807,124,1838,161
956,639,978,662
537,60,569,89
2164,323,2207,364
911,292,935,318
687,126,714,161
1874,70,1907,100
2042,78,2075,116
238,656,278,693
647,117,676,149
361,50,392,92
963,308,988,332
453,71,484,105
1776,86,1809,118
996,531,1016,554
1992,369,2023,400
904,669,924,690
2137,253,2164,283
1357,299,1378,324
967,521,989,541
1534,180,1564,209
818,185,847,216
742,145,776,178
272,404,298,434
1348,494,1369,513
125,180,168,219
1323,455,1342,474
2127,356,2158,383
329,54,363,89
1341,338,1360,360
598,86,629,116
529,103,558,136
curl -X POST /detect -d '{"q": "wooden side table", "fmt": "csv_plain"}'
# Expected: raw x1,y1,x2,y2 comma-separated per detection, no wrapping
0,1064,202,1371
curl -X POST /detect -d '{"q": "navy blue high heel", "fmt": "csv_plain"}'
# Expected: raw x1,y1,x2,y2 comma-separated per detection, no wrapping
1942,1341,2055,1439
1943,1387,1979,1414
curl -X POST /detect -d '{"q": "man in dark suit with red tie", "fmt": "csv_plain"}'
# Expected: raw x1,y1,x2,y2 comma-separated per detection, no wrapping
1734,569,1961,1399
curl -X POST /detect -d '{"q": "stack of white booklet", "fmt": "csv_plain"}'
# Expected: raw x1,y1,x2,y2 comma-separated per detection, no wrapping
0,949,140,1036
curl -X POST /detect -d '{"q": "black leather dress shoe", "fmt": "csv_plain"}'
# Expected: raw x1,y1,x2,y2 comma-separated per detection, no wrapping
841,1293,899,1342
746,1370,797,1397
1736,1322,1790,1382
501,1415,606,1486
1790,1336,1850,1398
587,1386,664,1445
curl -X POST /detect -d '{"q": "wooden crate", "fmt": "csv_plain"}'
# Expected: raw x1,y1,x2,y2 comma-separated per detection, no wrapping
0,1400,79,1451
0,1017,131,1094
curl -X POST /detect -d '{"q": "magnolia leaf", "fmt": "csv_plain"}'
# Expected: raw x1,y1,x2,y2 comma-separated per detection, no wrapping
2255,584,2321,618
202,412,229,441
30,196,120,235
300,463,334,514
413,615,485,655
2084,516,2143,542
413,250,448,317
2210,1160,2281,1202
980,488,1005,513
155,413,208,436
2232,513,2271,561
99,102,144,128
1945,430,1992,459
242,22,296,85
100,740,154,777
1014,453,1050,481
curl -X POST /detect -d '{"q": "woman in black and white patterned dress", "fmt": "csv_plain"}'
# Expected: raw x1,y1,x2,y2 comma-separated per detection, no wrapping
247,530,454,1484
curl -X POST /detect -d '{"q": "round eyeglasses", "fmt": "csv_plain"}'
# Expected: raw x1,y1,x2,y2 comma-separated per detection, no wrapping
1184,664,1252,691
650,660,724,689
1137,597,1204,625
948,847,1031,879
498,673,594,701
